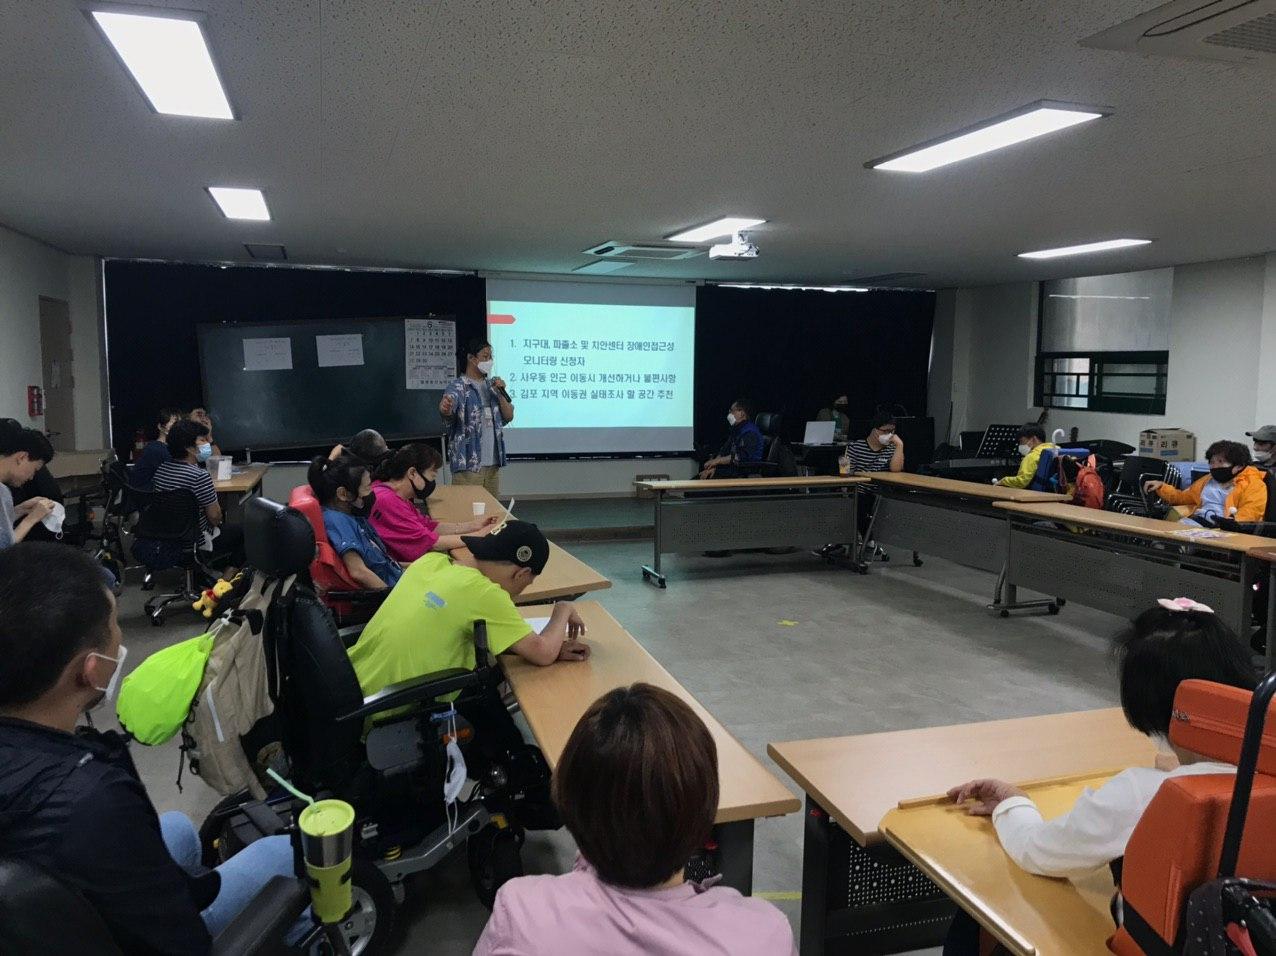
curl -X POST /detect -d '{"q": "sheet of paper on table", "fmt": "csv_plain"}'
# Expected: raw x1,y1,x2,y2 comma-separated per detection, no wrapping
524,617,551,633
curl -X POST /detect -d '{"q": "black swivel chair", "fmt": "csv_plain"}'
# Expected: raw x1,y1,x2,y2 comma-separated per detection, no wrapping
0,857,308,956
736,413,798,478
131,487,216,626
1107,455,1180,517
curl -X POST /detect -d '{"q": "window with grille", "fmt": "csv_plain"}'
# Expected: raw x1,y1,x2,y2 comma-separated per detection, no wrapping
1036,268,1171,414
1035,350,1168,413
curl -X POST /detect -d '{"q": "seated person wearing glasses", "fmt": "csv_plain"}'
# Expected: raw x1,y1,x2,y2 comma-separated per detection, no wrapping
475,682,796,955
148,419,243,565
0,544,295,955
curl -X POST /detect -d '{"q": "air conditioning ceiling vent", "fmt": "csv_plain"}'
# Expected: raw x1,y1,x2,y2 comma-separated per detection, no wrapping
582,241,703,260
1082,0,1276,69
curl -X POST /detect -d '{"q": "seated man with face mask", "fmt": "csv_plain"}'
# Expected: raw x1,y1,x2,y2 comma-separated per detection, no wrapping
348,520,590,758
1248,425,1276,471
0,544,296,954
992,423,1056,489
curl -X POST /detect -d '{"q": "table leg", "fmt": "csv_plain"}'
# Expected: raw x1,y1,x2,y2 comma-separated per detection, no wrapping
1267,563,1276,674
800,797,830,956
641,490,667,588
853,493,880,573
713,818,754,896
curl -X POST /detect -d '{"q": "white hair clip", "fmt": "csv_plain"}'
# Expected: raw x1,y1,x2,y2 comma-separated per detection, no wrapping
1157,597,1215,614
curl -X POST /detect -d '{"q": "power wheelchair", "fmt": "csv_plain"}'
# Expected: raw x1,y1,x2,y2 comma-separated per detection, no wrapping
200,497,558,954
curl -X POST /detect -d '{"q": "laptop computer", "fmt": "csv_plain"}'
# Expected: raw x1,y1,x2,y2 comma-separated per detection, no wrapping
803,420,837,445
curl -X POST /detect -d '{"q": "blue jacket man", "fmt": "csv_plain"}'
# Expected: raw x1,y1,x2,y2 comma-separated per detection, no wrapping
698,399,765,479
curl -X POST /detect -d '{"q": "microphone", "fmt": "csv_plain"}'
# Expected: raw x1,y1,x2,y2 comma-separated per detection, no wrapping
493,382,512,403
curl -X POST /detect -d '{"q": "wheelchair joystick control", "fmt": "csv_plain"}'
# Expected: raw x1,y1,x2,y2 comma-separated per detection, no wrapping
299,798,356,956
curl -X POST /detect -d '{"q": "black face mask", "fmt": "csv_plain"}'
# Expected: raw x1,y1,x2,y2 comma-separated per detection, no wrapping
349,494,373,518
1210,465,1238,484
412,475,436,502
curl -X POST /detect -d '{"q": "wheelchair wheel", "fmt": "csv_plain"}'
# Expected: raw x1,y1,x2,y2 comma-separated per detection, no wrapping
468,824,525,909
310,860,395,956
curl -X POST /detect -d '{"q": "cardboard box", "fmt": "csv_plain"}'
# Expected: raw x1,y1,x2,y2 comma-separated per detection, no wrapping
1139,428,1196,461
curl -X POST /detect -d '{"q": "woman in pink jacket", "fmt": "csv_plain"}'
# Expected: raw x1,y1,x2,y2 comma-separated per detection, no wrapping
474,683,796,956
367,444,497,562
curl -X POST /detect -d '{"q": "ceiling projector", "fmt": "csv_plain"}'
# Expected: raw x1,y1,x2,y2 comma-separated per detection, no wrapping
709,232,759,260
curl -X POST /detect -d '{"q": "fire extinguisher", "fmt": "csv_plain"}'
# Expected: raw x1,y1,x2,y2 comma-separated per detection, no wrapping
131,428,146,461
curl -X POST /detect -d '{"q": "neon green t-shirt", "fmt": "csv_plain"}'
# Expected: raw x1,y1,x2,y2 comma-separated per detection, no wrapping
348,552,533,699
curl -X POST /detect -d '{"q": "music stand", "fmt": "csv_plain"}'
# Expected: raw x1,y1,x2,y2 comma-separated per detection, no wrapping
976,424,1022,459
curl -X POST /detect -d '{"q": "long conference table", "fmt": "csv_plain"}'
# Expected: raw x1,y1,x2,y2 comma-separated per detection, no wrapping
769,709,1156,954
635,475,867,587
507,601,801,894
995,500,1276,667
427,484,611,605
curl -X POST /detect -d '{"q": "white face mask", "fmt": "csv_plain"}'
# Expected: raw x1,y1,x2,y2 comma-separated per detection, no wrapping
1255,449,1272,464
877,432,894,444
41,501,66,537
726,413,737,426
476,359,494,376
1017,443,1033,457
89,645,128,707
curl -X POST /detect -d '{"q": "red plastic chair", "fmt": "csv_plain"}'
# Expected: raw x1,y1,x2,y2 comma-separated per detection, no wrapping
287,485,386,625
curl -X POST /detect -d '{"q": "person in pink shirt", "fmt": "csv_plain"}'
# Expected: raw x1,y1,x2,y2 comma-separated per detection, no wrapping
368,444,497,563
473,683,796,956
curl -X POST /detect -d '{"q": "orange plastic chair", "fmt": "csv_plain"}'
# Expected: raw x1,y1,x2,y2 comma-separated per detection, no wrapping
1109,675,1276,955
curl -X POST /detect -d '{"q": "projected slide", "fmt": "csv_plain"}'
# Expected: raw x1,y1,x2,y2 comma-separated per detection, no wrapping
486,279,695,454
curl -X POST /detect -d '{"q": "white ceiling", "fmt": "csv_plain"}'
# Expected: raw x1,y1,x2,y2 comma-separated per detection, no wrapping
1,0,1274,288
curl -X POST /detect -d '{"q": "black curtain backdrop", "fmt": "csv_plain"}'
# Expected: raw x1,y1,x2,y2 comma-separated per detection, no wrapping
694,286,935,449
104,261,486,458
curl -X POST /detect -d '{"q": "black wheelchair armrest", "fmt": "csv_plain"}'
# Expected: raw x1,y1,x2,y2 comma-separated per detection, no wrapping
210,875,308,956
1218,519,1276,537
339,668,483,722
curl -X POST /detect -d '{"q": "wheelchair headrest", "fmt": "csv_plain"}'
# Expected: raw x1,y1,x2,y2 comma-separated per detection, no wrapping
1171,679,1276,774
755,412,782,436
0,857,117,954
244,497,316,577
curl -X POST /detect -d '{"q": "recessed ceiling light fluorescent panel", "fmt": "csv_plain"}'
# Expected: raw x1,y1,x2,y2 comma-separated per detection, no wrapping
666,217,766,243
867,101,1109,173
1018,238,1151,260
91,9,234,119
207,187,271,221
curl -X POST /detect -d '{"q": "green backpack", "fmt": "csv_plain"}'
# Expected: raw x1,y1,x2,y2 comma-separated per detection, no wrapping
116,631,215,745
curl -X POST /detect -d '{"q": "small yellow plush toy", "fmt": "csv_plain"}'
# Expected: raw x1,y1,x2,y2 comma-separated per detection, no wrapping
191,573,242,618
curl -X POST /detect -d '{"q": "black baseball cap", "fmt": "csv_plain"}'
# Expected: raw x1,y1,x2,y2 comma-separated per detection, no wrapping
461,520,550,575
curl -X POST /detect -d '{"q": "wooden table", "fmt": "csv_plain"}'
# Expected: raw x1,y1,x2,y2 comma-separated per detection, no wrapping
767,709,1155,954
506,601,800,893
882,773,1120,956
633,475,868,587
428,485,611,606
995,501,1273,656
212,463,270,496
857,473,1068,613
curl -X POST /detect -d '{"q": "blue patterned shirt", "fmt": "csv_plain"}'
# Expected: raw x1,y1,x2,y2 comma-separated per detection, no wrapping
442,376,508,473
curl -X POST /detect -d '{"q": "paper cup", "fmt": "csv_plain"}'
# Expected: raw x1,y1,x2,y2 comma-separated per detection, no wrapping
473,502,486,516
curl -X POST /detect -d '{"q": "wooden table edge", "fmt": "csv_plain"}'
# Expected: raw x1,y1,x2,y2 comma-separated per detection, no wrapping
765,742,873,845
513,603,800,825
636,476,869,491
513,578,611,604
880,820,1037,956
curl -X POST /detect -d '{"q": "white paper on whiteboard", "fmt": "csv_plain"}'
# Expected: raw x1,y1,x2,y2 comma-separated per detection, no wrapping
316,333,365,368
243,337,293,371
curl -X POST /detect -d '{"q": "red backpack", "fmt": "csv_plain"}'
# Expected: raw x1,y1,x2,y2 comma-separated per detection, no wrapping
1058,453,1105,509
